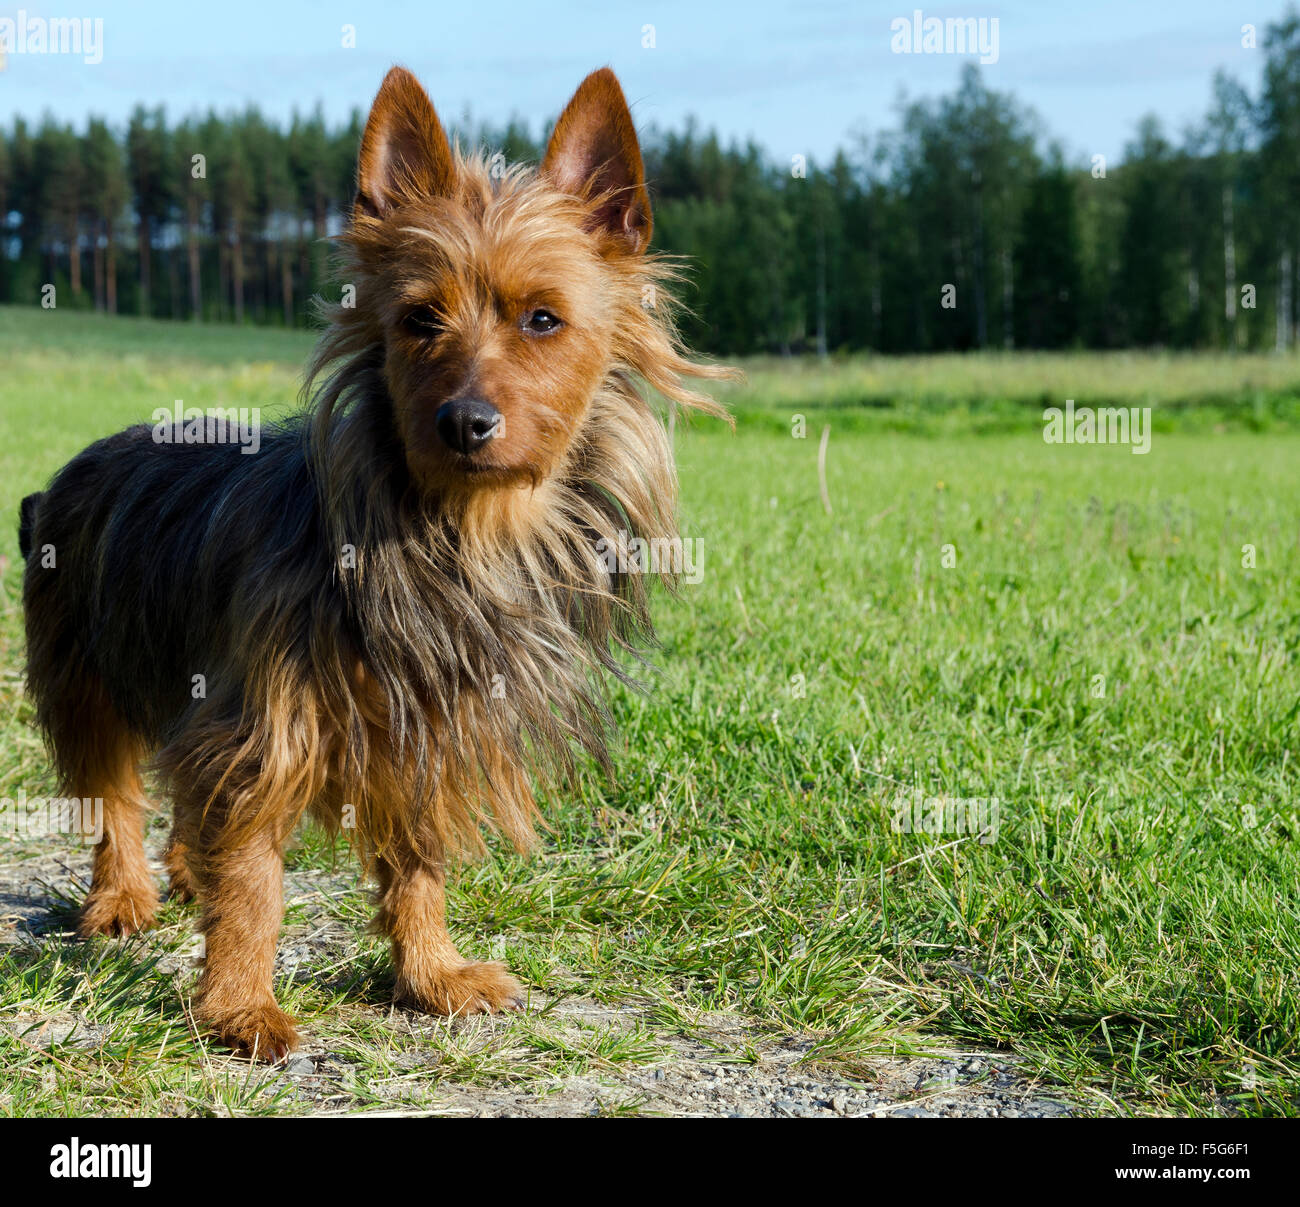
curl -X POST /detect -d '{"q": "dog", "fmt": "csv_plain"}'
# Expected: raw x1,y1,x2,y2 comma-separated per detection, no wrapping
19,65,730,1059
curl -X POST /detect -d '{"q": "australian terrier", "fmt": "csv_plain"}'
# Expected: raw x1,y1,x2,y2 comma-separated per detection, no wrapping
19,65,729,1059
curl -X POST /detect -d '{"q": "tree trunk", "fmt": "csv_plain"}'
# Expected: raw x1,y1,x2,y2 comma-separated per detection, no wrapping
1276,248,1291,353
231,224,245,324
313,194,327,295
138,215,152,315
814,222,828,360
218,242,229,323
187,194,202,320
167,244,181,319
1222,184,1237,349
92,237,104,310
68,216,82,296
869,234,881,350
105,223,118,314
970,175,987,349
298,216,310,306
281,239,294,327
1002,244,1014,349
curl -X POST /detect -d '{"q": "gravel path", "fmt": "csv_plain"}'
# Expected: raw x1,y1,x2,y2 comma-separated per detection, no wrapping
1,840,1077,1118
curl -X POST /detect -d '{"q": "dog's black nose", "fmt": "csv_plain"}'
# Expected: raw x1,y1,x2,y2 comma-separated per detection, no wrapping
435,398,502,455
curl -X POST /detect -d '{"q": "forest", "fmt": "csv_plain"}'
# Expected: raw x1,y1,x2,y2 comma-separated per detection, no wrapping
3,16,1299,357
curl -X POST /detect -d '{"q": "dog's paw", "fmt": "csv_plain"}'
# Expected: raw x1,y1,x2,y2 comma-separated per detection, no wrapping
204,1002,300,1062
165,867,197,904
77,885,160,938
400,960,527,1017
163,839,198,903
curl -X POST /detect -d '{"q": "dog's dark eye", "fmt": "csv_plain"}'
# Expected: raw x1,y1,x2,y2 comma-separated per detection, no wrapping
523,308,563,335
403,306,443,334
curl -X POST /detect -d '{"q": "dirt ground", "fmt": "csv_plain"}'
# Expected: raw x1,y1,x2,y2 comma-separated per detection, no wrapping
1,841,1077,1118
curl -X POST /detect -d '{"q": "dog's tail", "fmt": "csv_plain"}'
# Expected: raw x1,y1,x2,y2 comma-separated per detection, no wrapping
18,492,43,561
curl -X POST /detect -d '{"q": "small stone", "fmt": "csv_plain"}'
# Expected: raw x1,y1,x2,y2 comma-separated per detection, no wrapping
285,1055,314,1076
831,1094,848,1115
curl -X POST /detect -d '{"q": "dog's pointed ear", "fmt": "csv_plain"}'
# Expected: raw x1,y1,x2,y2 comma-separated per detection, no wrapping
542,68,652,254
355,67,455,220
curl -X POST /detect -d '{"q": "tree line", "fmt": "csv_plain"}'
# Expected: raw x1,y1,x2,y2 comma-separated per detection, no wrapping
4,16,1300,357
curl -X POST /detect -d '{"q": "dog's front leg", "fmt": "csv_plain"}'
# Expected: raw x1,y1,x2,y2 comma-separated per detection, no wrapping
374,831,525,1017
191,824,297,1059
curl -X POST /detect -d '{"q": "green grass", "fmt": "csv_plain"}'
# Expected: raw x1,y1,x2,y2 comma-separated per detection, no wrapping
1,304,1298,1117
713,348,1300,435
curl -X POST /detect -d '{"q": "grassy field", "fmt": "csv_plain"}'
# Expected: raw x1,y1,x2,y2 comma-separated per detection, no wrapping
1,305,1298,1117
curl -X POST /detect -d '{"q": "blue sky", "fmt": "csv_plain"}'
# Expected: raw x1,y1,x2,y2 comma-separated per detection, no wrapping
0,1,1291,164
